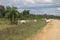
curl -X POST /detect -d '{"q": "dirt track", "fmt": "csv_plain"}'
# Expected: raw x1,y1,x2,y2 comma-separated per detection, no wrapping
27,19,60,40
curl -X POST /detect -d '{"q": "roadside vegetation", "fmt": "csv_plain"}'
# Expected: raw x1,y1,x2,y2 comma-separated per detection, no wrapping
0,5,60,40
0,19,46,40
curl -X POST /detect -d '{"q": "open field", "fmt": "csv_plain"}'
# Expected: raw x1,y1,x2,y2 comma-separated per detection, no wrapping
0,18,46,40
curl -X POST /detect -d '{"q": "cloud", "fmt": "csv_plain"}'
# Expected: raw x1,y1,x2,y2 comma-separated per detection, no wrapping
37,0,53,3
53,0,60,4
24,0,35,4
18,4,60,9
43,0,53,3
57,8,60,10
0,0,60,6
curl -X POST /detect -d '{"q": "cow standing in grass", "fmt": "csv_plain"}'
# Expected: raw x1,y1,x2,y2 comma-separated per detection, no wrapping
33,19,37,22
18,20,29,24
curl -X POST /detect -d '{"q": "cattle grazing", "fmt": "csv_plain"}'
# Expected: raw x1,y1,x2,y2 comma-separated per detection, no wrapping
33,19,37,22
18,20,29,24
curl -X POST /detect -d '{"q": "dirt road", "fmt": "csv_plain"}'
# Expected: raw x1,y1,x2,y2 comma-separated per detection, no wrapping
27,19,60,40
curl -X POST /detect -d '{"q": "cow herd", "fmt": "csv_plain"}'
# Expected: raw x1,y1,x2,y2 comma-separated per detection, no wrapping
18,19,53,24
18,19,37,24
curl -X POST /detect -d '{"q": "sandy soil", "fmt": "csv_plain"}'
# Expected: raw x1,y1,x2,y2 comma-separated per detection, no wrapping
26,19,60,40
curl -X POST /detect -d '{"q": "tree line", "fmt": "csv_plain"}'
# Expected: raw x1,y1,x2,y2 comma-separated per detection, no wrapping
0,5,31,24
0,5,60,24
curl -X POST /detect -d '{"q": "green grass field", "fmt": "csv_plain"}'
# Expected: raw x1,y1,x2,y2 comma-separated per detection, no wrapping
0,18,46,40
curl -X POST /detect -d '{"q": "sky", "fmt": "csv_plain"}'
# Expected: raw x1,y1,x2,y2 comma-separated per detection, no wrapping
0,0,60,16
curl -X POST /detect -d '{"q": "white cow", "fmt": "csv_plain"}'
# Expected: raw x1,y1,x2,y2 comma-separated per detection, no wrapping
33,19,37,22
45,19,52,23
46,19,51,23
18,20,29,24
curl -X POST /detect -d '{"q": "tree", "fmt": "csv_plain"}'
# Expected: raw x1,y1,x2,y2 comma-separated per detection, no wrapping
5,6,19,24
0,5,5,17
21,10,30,19
22,10,30,15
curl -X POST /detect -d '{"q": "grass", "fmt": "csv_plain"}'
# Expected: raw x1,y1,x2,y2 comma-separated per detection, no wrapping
0,19,46,40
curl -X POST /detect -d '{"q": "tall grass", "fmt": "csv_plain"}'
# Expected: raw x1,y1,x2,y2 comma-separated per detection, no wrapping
0,19,46,40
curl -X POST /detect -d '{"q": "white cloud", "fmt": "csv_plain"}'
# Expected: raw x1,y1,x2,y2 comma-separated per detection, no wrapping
35,0,53,4
25,0,35,3
24,0,35,5
22,0,53,6
57,8,60,10
44,0,53,3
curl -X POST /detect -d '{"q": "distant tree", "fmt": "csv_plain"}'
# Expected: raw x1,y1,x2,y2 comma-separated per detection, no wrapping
0,5,5,17
5,6,19,24
20,10,30,19
22,10,30,15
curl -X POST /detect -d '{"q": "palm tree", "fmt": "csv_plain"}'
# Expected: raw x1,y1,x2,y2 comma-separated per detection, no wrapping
5,6,19,24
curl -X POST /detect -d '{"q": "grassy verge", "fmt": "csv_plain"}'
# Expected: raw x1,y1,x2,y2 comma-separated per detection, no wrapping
0,19,46,40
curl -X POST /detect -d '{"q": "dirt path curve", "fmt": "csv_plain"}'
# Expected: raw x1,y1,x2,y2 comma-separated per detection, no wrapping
26,19,60,40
